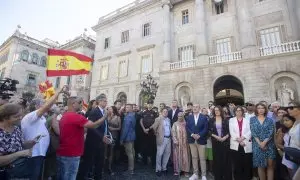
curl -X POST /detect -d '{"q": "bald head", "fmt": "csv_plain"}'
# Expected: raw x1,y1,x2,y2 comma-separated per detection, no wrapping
67,96,82,112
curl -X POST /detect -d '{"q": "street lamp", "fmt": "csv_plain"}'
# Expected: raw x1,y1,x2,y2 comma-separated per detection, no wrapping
140,74,159,101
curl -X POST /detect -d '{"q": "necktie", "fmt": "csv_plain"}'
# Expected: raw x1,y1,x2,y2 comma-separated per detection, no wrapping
104,120,108,135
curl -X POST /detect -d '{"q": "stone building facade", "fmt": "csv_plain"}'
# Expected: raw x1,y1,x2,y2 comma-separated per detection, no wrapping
91,0,300,107
0,27,95,102
48,33,95,102
0,27,57,98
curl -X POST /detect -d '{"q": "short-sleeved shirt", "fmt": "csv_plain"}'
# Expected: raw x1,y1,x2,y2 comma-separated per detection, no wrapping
141,109,157,128
21,110,50,157
56,112,88,157
0,126,23,155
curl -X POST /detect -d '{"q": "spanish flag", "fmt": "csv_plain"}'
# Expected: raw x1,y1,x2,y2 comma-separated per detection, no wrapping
46,49,93,77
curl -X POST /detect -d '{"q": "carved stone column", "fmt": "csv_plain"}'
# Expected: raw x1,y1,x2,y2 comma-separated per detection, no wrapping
195,0,208,65
162,0,171,62
236,0,258,58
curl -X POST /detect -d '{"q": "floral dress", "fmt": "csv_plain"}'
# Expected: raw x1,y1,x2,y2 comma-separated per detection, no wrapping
250,116,276,168
172,121,190,173
0,126,23,156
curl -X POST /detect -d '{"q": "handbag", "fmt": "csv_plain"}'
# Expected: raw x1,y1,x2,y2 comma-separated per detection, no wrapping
5,157,33,178
284,136,300,164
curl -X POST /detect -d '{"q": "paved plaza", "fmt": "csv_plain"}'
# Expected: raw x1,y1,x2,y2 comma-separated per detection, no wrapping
102,162,213,180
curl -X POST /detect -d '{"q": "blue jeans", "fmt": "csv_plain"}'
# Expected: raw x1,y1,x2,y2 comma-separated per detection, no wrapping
56,156,80,180
30,156,45,180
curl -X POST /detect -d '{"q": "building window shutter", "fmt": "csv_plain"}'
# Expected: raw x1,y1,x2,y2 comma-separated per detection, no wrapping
279,25,287,43
116,62,120,77
230,36,236,52
178,48,181,61
125,59,129,76
212,40,216,54
256,31,262,46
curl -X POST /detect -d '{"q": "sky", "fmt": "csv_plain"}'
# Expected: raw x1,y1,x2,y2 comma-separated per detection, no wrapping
0,0,135,44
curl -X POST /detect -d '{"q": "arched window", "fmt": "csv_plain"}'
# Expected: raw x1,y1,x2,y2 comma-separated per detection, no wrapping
21,50,29,61
40,56,47,67
31,53,39,64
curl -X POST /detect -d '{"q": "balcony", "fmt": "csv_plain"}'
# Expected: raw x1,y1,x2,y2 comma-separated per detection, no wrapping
209,51,242,64
170,59,196,70
259,41,300,56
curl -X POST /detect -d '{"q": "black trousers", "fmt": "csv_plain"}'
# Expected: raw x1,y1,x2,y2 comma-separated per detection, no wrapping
134,123,143,156
231,145,252,180
212,141,232,180
275,150,289,180
141,131,156,165
77,144,104,180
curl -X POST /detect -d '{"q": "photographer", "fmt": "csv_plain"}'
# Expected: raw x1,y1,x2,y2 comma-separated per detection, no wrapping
0,103,38,179
0,78,19,107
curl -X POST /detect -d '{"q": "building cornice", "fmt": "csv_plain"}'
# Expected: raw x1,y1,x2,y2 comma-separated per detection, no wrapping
0,30,52,53
116,50,131,57
18,39,49,53
91,76,160,89
92,0,162,31
136,44,156,52
97,56,112,62
60,35,96,50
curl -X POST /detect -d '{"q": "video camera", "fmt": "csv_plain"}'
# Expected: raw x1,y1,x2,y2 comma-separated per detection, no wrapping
0,78,19,100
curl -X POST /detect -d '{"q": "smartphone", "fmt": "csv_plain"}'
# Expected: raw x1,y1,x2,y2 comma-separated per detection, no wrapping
35,134,46,143
35,135,42,143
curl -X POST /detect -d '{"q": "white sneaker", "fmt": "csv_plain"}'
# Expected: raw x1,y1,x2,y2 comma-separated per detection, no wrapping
201,176,207,180
189,173,199,180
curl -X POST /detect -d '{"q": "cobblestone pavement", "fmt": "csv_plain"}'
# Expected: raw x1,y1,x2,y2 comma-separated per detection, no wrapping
103,162,214,180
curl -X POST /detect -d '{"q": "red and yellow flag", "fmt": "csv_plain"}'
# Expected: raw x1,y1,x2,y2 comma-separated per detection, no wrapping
39,80,55,100
46,49,93,77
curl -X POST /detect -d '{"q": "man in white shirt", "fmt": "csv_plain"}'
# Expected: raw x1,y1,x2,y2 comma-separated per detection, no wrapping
21,87,64,180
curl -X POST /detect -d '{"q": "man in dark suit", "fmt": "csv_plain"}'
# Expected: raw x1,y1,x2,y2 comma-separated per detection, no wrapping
186,103,208,180
77,94,111,180
168,100,182,126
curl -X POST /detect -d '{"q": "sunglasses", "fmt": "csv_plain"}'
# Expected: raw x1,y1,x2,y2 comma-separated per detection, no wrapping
245,103,254,106
286,106,300,110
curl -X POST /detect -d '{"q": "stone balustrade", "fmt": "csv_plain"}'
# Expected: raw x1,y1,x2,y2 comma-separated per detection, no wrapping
170,59,196,70
209,51,242,64
259,41,300,56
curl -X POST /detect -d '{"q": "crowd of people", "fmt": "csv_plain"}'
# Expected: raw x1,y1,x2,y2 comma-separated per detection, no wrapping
0,86,299,180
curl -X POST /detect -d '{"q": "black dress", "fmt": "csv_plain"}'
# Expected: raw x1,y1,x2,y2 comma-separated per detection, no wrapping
208,118,232,180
